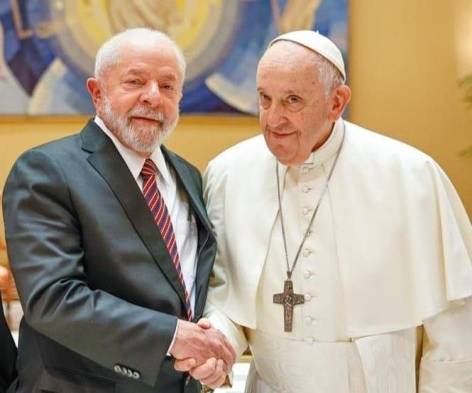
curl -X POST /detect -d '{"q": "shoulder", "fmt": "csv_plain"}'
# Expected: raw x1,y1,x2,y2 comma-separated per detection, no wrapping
203,134,273,200
206,134,269,175
8,133,83,181
344,121,437,170
15,133,83,167
3,134,85,216
163,147,199,174
162,146,202,188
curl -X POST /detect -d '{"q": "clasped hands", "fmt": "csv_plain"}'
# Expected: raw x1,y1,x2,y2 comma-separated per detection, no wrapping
170,319,236,389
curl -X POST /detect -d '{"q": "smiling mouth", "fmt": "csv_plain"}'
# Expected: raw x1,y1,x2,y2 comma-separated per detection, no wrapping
270,130,296,138
131,116,162,124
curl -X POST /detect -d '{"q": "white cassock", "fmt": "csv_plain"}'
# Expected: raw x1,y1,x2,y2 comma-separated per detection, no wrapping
203,119,472,393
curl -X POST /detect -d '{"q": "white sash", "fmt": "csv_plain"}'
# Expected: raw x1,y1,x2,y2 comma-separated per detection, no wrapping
244,328,417,393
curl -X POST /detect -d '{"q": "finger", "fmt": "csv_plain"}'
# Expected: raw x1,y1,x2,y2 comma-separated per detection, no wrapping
201,359,226,388
197,318,212,329
205,329,232,358
223,336,237,365
212,329,235,358
205,372,227,390
216,372,228,388
174,357,197,372
190,357,217,380
216,337,236,370
169,321,216,364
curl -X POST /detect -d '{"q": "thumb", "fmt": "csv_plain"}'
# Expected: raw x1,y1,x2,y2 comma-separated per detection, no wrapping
197,318,212,329
174,357,197,372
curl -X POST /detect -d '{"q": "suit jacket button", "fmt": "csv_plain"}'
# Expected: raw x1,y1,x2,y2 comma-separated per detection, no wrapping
114,365,122,374
132,371,140,379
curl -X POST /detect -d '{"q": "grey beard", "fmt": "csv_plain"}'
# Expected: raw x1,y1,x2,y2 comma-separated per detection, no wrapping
101,98,178,155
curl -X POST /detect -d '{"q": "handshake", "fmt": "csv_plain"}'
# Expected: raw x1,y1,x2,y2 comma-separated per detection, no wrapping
169,318,236,389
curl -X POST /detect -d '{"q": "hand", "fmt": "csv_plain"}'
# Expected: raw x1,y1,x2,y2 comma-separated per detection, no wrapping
170,319,236,372
196,318,212,329
173,319,214,371
175,357,227,389
174,320,229,389
191,357,227,389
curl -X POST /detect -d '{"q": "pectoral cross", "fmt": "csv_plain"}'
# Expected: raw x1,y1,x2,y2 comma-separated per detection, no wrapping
273,279,305,332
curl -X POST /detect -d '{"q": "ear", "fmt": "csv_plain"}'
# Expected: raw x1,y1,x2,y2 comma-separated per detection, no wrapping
86,78,102,109
328,84,351,121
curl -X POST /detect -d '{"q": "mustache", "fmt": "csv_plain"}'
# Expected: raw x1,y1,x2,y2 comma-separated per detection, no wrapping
128,107,164,122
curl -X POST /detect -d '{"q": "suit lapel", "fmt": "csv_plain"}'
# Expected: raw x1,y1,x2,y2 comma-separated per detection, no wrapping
163,147,215,318
162,147,212,236
81,121,188,307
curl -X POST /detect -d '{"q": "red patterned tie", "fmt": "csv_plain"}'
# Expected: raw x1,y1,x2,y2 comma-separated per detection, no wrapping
141,159,192,320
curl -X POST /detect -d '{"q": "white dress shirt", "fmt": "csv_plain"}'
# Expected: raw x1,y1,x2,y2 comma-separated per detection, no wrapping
94,116,198,313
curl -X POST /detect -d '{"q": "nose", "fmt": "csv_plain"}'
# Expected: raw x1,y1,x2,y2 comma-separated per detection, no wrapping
265,103,287,130
140,81,162,107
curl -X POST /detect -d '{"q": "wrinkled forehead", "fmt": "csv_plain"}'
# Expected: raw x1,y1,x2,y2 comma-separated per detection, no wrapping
117,39,178,64
257,41,317,78
100,38,183,82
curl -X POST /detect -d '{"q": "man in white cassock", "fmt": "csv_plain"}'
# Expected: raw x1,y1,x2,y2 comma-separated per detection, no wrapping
178,30,472,392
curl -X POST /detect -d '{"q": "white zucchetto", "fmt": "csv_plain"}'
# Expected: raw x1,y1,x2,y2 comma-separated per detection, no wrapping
270,30,346,81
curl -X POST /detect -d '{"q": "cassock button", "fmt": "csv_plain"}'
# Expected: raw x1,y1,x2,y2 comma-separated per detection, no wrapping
304,270,313,278
302,249,312,258
302,186,312,193
304,293,312,301
302,207,311,216
305,316,315,324
113,365,122,374
301,166,311,174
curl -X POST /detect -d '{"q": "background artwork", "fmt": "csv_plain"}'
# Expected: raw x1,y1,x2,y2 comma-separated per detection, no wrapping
0,0,347,115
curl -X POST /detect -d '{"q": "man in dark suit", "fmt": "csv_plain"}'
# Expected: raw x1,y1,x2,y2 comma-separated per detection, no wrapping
0,290,17,393
2,28,234,393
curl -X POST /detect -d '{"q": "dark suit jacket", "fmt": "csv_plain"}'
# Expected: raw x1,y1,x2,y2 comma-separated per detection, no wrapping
2,120,216,393
0,292,17,393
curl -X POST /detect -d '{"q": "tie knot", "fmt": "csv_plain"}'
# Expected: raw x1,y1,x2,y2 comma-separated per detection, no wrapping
141,159,157,178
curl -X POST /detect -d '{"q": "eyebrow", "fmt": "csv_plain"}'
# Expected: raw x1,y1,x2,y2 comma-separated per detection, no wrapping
124,69,178,81
121,69,147,79
282,89,300,95
159,74,178,82
256,88,301,96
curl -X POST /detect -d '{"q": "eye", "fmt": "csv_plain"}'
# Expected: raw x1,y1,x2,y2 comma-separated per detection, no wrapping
124,79,143,87
259,93,271,109
285,95,304,111
286,95,300,104
160,83,175,91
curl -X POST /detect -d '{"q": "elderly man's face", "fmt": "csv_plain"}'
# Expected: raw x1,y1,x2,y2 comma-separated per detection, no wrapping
88,41,182,156
257,42,339,166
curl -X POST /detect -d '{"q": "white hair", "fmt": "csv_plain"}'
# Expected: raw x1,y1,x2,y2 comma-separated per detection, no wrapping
311,51,345,99
94,28,186,83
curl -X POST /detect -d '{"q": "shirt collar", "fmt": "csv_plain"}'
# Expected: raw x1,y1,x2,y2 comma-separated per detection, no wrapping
303,118,345,166
94,116,171,185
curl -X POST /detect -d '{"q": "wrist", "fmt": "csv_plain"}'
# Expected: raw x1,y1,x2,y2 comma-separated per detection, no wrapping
167,319,180,357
